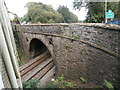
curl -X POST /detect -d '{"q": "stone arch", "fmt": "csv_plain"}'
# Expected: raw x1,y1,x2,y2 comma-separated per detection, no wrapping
21,38,55,83
29,38,50,58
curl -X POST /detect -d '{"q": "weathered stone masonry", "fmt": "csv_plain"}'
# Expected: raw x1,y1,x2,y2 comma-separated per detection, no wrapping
13,23,120,88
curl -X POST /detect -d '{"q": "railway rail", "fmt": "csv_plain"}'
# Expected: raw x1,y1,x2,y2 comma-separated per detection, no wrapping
20,51,55,83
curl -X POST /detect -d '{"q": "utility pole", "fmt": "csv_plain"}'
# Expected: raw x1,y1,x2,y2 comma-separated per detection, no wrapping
105,0,107,23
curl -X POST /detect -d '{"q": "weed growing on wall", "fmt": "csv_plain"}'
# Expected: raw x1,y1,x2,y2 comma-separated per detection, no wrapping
73,35,80,40
104,80,114,89
80,77,88,83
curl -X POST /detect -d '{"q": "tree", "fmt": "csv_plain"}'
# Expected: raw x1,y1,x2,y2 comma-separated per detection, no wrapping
57,5,78,23
73,0,120,23
116,1,120,18
85,2,105,23
23,2,63,23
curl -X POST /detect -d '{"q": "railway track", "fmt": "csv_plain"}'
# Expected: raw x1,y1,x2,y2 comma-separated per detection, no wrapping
20,51,55,83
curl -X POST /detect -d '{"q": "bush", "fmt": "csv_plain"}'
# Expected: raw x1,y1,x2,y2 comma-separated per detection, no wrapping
43,82,59,89
54,74,77,88
22,79,40,88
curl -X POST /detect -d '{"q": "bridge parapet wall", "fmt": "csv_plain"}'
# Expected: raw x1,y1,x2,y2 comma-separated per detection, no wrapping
62,23,120,55
15,24,62,34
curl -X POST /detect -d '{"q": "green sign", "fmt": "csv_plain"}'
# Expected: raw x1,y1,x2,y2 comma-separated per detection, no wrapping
106,10,114,18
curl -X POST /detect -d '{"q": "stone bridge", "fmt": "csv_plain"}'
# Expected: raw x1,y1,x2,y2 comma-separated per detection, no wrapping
13,23,120,88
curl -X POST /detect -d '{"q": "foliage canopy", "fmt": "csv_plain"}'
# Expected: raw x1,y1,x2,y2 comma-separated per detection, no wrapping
57,5,78,23
73,0,120,23
22,2,78,23
23,2,63,23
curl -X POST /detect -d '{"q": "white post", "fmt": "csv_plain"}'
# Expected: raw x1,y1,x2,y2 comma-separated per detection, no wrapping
0,22,18,88
0,0,22,88
105,0,107,23
0,0,20,78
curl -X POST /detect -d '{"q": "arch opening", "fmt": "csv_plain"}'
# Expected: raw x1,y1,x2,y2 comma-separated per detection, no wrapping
20,38,55,84
29,38,48,58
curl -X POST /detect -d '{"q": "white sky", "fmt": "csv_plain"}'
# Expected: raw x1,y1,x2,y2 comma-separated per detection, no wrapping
4,0,87,20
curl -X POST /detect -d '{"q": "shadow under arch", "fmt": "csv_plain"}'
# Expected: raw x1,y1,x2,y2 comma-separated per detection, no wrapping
29,38,50,58
21,38,55,84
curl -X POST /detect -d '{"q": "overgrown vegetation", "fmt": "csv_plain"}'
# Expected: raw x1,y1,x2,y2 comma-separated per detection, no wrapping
22,75,77,88
14,31,29,66
23,80,40,88
22,76,114,89
54,74,77,88
43,82,59,89
17,45,29,66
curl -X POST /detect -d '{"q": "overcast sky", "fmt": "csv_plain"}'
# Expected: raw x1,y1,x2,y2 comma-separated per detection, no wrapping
4,0,87,20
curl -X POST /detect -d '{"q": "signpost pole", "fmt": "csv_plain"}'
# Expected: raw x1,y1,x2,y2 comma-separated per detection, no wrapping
105,0,107,23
